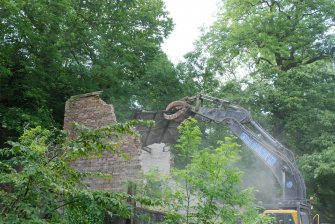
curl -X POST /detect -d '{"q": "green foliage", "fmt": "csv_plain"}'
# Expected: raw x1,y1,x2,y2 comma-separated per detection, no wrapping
137,119,267,224
176,48,220,95
173,119,264,223
211,62,335,221
134,169,185,223
0,121,142,223
174,141,254,223
64,191,131,224
245,62,335,154
173,118,202,167
133,53,186,111
299,146,335,222
188,0,335,221
0,0,175,144
203,0,335,73
68,119,149,158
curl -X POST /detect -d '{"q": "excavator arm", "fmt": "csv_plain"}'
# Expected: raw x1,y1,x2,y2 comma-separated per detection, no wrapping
134,95,316,223
134,95,307,202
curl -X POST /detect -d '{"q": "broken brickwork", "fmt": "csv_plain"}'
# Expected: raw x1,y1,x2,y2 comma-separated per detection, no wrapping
63,91,142,192
63,91,117,136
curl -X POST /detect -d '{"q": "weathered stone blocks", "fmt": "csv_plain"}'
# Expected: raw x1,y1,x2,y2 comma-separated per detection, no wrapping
63,91,141,192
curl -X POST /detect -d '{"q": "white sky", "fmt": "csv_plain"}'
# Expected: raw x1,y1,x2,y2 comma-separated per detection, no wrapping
162,0,220,64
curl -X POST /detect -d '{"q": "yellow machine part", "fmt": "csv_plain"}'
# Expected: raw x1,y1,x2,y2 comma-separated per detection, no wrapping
264,209,298,224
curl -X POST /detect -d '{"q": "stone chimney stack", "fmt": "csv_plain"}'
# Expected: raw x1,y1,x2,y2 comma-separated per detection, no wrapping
63,91,141,192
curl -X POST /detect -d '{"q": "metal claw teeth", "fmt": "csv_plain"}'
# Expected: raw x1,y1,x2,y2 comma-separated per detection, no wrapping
164,100,188,122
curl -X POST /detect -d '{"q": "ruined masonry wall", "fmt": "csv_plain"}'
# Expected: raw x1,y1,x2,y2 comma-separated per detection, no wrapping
63,91,141,192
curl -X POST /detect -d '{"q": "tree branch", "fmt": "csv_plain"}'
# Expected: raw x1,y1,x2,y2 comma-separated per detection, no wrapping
274,52,283,67
257,57,274,66
302,54,327,65
4,176,32,214
43,199,81,219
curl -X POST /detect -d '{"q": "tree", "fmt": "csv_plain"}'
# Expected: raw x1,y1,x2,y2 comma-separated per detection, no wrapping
299,146,335,222
246,62,335,153
209,62,335,222
203,0,335,74
133,53,185,111
169,119,262,223
176,48,220,95
195,1,335,221
0,0,174,145
0,121,144,223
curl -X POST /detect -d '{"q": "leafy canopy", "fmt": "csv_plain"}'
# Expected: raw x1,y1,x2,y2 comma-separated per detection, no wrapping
193,1,335,221
203,0,335,73
0,0,175,144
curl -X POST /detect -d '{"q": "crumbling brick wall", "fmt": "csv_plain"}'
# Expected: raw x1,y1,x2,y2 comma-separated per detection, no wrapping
63,91,117,135
63,91,141,192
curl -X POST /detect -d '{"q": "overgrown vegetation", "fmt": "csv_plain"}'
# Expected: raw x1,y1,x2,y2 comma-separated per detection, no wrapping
135,119,274,224
0,122,143,223
0,0,186,145
1,0,335,222
183,0,335,221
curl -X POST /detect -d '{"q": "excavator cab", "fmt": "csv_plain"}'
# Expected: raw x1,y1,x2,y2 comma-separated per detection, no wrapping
264,210,308,224
263,202,313,224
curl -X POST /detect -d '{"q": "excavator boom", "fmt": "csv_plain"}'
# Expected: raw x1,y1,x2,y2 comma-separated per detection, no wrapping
163,95,306,201
133,95,313,223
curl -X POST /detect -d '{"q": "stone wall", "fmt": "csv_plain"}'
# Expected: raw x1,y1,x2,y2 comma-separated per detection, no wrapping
63,91,142,192
63,91,117,136
63,91,173,194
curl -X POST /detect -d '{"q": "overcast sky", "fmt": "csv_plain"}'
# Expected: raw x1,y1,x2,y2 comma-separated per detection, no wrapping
162,0,220,64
